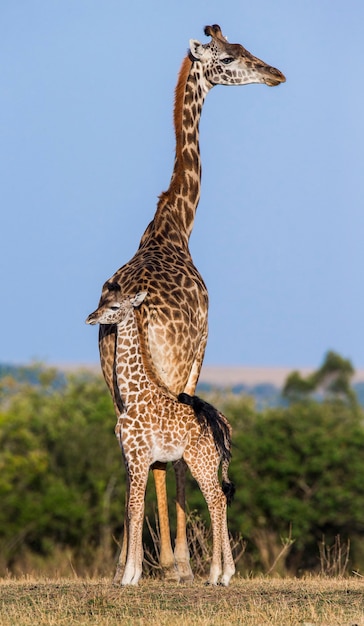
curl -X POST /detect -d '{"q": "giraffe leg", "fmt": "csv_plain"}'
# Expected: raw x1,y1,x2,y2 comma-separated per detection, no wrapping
113,425,128,584
113,488,128,584
173,459,194,582
131,497,145,585
200,482,223,585
152,463,180,582
184,451,235,586
219,497,236,587
121,464,149,586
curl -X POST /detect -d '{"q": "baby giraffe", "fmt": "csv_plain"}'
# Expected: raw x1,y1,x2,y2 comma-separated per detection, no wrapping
86,288,235,586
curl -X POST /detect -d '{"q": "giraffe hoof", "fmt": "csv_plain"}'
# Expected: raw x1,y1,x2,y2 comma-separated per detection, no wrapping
175,561,194,583
162,565,181,583
112,565,125,586
179,575,194,584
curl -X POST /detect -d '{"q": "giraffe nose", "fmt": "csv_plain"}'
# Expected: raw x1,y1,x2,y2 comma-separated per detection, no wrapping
264,66,286,86
85,313,97,325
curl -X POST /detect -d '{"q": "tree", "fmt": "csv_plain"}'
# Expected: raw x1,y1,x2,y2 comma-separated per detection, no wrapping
222,397,364,574
1,362,364,576
0,368,123,572
283,350,358,408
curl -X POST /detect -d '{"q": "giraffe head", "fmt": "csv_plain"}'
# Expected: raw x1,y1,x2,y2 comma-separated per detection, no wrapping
189,24,285,88
86,287,147,326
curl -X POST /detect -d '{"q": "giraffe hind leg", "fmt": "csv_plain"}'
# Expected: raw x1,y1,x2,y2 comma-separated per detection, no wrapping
184,449,235,586
173,459,194,582
214,491,235,587
152,463,181,582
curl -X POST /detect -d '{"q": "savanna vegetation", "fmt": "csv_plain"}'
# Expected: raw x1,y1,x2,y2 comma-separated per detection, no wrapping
2,576,364,626
1,352,364,580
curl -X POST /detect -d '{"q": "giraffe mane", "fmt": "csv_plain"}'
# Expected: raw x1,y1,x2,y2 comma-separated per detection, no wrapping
173,55,193,153
157,54,192,211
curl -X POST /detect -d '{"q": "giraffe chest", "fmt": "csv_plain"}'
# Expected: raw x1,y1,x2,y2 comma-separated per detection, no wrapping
150,438,186,464
115,413,189,464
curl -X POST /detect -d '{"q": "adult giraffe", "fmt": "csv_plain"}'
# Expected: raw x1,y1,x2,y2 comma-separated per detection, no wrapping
93,24,285,583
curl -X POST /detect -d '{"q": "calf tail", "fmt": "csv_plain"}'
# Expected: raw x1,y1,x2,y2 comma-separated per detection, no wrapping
178,393,232,463
221,459,236,506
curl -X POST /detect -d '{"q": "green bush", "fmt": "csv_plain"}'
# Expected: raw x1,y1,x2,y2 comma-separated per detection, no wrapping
0,369,123,571
220,397,364,573
1,364,364,576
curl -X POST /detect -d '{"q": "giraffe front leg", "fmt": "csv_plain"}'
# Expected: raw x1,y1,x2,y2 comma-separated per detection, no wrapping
130,499,145,585
113,427,128,584
113,489,128,584
173,459,194,582
121,464,149,586
152,463,180,582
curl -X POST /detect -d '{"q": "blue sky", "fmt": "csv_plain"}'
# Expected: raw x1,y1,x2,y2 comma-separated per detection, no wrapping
1,1,364,369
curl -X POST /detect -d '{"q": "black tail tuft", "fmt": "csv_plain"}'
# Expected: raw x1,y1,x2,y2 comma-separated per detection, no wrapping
178,392,194,406
178,393,231,462
222,480,236,506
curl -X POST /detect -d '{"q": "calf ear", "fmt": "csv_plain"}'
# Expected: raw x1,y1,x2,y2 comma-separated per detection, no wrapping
132,291,148,308
189,39,208,61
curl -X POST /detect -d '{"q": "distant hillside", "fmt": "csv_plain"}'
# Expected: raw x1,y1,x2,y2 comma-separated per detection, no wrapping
2,362,364,408
0,363,66,389
197,365,364,407
198,364,364,386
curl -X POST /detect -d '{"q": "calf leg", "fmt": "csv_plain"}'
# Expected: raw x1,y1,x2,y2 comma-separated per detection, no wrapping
184,450,235,586
113,486,129,584
121,464,149,586
219,497,236,586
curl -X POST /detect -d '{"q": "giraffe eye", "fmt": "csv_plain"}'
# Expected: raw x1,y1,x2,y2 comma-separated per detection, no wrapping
110,305,120,311
221,57,234,64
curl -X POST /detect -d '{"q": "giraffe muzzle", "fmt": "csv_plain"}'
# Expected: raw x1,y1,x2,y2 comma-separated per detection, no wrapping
263,66,286,87
85,312,98,325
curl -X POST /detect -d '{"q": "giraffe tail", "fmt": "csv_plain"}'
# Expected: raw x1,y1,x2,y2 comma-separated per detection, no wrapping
178,393,232,462
221,459,236,506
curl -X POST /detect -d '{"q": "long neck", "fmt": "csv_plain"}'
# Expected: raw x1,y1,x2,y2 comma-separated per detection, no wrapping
114,312,148,406
115,310,172,407
140,57,210,248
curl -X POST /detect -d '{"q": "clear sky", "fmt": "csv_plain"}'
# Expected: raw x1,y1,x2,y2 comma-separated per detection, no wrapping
1,1,364,369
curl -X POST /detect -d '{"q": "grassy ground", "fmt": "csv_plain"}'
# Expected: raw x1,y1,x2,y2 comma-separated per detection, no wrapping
1,576,364,625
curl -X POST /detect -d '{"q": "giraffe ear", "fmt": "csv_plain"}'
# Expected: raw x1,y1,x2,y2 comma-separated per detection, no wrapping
132,292,148,308
189,39,208,61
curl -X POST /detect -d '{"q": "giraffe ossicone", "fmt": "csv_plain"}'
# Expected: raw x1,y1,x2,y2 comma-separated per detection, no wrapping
86,292,236,586
89,24,285,583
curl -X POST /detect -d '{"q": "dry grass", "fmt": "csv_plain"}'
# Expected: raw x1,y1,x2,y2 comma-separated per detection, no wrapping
1,575,364,625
